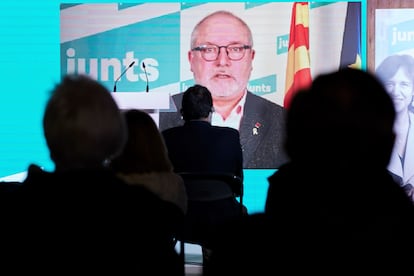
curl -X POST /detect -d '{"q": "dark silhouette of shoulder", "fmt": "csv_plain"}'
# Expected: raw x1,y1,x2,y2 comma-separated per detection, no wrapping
3,164,183,275
206,68,414,275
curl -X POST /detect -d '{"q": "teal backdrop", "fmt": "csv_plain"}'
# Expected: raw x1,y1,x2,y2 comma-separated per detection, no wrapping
0,0,366,214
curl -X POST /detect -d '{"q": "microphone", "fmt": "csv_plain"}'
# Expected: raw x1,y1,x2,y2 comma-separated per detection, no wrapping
113,61,135,92
142,62,149,93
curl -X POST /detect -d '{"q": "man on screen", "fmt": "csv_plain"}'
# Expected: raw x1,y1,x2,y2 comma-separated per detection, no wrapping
159,10,289,169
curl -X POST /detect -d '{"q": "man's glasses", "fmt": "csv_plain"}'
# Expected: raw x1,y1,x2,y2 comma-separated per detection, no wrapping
191,44,252,61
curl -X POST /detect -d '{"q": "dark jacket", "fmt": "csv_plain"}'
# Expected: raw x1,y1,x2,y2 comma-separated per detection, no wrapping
0,164,184,275
205,163,414,275
159,91,289,169
162,120,245,245
162,120,243,179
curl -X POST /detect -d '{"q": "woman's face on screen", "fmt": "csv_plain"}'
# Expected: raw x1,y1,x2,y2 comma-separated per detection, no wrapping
384,67,414,113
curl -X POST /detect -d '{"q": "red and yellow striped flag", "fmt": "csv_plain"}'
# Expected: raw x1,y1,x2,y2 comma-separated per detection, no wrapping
284,2,312,109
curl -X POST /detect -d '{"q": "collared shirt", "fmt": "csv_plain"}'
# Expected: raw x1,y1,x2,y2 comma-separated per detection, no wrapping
211,92,247,130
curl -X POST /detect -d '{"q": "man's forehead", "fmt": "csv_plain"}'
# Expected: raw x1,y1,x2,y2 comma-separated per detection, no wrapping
197,17,248,41
200,15,244,30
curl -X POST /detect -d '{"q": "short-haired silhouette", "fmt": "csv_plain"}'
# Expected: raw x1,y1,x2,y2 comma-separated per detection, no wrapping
2,74,183,275
206,68,414,275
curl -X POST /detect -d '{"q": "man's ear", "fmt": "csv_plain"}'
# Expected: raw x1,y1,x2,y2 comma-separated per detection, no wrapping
251,49,255,59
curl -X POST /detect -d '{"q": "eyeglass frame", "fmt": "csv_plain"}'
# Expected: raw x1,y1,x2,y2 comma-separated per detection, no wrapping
191,44,252,61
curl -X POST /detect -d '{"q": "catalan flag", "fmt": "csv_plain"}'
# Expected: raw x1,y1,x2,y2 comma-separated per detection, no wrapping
339,2,361,69
284,2,312,109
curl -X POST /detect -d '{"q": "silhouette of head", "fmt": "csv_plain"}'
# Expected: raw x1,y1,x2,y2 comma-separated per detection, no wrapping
286,68,396,170
180,84,214,121
43,74,126,170
111,109,173,173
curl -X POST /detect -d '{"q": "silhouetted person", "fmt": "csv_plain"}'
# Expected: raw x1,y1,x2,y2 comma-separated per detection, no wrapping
111,109,187,215
0,181,21,192
1,75,183,275
206,68,414,275
163,85,243,180
162,84,245,268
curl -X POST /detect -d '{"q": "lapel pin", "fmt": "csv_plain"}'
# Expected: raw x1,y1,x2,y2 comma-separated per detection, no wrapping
253,122,261,135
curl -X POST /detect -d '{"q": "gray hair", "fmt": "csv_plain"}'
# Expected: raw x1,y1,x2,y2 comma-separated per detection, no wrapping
190,10,253,48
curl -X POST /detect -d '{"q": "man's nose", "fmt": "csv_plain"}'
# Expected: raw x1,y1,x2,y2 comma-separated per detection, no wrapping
217,47,230,65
